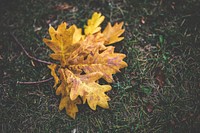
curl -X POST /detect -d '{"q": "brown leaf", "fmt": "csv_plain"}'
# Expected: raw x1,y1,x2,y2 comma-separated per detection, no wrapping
54,2,72,11
146,104,153,113
170,120,176,126
141,17,145,24
0,55,3,60
155,67,165,87
33,26,42,32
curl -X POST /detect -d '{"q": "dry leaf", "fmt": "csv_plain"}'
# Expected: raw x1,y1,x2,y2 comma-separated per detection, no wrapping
0,55,3,60
54,2,72,11
155,67,165,87
78,46,127,83
43,22,82,66
48,64,59,87
84,12,105,35
44,12,127,119
146,104,153,113
141,17,145,24
102,22,124,45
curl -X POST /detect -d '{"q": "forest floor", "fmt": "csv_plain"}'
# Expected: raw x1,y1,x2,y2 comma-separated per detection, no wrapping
1,0,200,132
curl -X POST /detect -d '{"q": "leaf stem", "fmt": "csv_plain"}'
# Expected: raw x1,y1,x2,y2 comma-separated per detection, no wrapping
10,32,53,65
17,77,53,85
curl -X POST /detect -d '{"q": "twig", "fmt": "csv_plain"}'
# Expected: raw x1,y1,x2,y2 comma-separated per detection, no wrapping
11,32,54,85
17,77,54,85
10,32,53,65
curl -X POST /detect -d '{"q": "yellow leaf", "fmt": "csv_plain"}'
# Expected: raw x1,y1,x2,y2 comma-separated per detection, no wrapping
43,12,128,119
103,22,125,45
68,24,83,44
66,34,107,66
56,68,71,96
59,94,81,119
56,81,66,96
82,83,111,110
70,46,127,83
63,68,111,110
64,68,99,100
55,73,81,119
59,95,67,110
84,12,105,35
48,64,59,87
65,96,81,119
43,22,82,66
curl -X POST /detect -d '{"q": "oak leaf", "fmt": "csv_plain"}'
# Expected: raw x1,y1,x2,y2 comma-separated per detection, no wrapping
44,12,127,119
69,46,127,83
43,22,82,66
103,22,125,45
48,64,59,87
64,69,111,110
84,12,105,35
56,81,81,119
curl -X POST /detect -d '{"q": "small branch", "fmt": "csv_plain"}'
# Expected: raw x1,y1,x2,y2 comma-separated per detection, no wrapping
17,77,54,85
10,32,53,65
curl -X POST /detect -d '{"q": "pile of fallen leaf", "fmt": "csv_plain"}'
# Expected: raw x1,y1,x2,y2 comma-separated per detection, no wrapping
43,12,127,119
